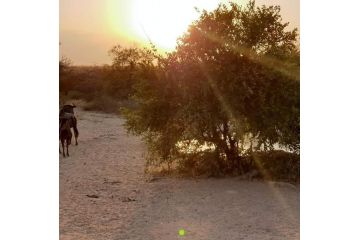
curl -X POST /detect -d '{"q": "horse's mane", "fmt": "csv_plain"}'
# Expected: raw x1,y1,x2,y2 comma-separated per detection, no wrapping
60,104,76,116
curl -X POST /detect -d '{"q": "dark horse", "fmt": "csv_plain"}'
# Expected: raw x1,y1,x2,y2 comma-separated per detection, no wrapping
59,104,79,145
59,117,72,157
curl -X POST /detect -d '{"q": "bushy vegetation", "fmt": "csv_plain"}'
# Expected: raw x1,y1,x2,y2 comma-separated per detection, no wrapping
59,63,109,104
174,150,299,183
252,151,299,183
122,1,299,179
59,47,157,112
60,1,300,181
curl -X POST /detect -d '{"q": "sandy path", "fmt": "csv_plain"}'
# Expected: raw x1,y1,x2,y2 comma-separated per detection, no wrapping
60,109,299,240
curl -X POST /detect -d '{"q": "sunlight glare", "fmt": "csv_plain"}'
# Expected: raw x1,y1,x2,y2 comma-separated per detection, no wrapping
131,0,219,52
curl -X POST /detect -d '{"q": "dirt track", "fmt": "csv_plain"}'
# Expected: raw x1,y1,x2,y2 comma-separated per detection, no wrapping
60,109,299,240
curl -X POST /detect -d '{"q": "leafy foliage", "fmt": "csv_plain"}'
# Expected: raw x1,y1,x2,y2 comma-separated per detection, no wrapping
249,150,300,183
59,47,157,112
122,1,299,175
104,46,158,100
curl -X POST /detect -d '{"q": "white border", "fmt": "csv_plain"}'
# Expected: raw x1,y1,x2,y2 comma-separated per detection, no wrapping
0,0,58,239
301,0,359,239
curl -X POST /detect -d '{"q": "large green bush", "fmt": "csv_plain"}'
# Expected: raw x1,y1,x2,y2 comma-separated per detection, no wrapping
122,1,299,176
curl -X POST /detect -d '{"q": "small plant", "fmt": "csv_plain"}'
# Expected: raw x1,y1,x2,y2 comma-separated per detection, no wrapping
83,95,120,113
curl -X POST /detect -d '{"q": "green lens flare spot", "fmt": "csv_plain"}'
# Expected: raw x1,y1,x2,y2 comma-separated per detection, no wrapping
178,229,186,236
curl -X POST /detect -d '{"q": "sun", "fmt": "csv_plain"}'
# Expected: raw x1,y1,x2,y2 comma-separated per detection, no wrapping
130,0,219,52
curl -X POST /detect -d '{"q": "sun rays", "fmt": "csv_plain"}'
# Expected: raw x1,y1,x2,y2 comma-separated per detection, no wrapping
129,0,219,52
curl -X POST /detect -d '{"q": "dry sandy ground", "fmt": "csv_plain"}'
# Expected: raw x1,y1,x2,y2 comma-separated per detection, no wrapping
60,109,299,240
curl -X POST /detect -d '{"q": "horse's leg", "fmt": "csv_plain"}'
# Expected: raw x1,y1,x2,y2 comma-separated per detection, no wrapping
61,139,66,157
66,140,69,157
74,129,78,145
73,118,79,145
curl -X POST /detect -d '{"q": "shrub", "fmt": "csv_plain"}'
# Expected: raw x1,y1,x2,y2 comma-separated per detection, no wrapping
247,150,300,183
83,95,120,113
152,150,299,183
67,90,84,100
176,151,224,177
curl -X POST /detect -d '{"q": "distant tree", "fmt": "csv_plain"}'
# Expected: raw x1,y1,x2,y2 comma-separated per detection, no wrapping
59,57,71,77
123,1,299,174
59,57,73,94
105,45,158,99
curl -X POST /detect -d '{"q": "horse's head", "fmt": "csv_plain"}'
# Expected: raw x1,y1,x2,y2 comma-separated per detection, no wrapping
60,104,76,115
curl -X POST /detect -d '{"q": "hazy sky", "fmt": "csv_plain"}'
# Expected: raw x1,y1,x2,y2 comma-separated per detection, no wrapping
60,0,299,65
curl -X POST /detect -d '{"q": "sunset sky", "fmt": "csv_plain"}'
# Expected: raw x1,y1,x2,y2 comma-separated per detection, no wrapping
60,0,299,65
